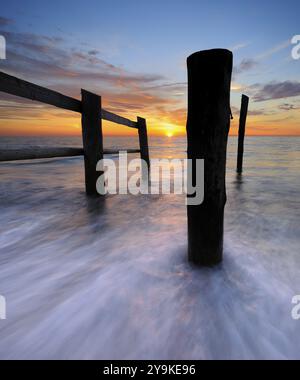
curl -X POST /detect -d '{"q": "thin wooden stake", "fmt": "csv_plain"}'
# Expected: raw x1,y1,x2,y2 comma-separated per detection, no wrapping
237,94,249,174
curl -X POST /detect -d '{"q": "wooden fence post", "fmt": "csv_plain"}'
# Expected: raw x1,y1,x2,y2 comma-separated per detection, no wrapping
137,117,150,168
81,89,103,196
186,49,233,266
236,94,249,174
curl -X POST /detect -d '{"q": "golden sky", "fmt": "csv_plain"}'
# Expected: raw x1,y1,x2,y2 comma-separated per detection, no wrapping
0,8,300,137
1,91,299,137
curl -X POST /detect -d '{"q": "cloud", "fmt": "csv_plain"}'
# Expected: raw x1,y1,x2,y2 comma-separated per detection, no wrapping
254,81,300,102
230,42,249,52
234,58,258,75
88,50,100,56
247,109,266,116
230,105,269,117
256,40,291,60
0,25,189,133
233,40,291,80
0,28,165,88
0,17,13,27
146,82,187,90
0,27,169,109
278,103,300,111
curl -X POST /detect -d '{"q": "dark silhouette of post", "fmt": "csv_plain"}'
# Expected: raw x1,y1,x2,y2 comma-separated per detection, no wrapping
186,49,233,266
137,116,150,169
236,94,249,174
81,89,103,196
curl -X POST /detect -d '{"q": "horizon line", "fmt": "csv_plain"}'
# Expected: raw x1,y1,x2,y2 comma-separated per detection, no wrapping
1,134,300,138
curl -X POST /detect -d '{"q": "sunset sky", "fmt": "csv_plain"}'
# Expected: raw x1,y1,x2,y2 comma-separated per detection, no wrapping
0,0,300,136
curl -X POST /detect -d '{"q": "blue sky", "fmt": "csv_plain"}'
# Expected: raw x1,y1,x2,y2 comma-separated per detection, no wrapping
0,0,300,135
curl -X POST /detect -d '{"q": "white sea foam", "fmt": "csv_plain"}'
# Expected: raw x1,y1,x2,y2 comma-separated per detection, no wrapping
0,136,299,359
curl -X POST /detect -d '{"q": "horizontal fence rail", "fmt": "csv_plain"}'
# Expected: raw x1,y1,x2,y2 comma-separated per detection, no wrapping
101,109,138,129
0,147,140,162
0,71,81,112
0,71,150,195
0,72,138,128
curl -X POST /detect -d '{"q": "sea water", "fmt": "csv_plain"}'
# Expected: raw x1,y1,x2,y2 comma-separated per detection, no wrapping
0,136,299,359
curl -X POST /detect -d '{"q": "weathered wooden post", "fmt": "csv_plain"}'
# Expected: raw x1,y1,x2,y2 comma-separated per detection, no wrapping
81,89,103,196
186,49,233,265
137,116,150,168
236,94,249,174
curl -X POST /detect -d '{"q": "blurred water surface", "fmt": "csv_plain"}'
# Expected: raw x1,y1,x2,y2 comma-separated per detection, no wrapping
0,135,299,359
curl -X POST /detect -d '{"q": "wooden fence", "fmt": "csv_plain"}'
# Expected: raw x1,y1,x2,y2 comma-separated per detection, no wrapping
0,71,150,195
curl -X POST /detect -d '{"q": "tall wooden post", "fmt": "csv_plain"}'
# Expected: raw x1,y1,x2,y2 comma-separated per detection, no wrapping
186,49,233,266
137,116,150,168
236,94,249,174
81,89,103,196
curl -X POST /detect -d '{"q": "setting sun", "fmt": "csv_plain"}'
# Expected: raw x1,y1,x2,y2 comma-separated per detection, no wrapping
164,124,177,137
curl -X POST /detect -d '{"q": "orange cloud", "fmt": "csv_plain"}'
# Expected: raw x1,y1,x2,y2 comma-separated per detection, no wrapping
0,27,299,137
